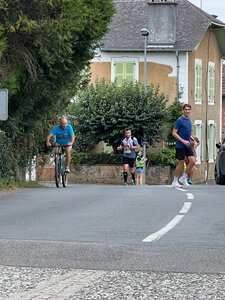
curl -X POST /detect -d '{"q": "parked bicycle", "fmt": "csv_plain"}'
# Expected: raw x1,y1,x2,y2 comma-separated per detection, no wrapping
54,144,70,188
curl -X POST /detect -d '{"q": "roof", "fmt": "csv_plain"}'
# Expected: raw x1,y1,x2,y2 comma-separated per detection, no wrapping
101,0,225,56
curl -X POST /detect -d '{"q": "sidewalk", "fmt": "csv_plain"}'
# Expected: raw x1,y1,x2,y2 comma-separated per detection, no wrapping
1,265,225,299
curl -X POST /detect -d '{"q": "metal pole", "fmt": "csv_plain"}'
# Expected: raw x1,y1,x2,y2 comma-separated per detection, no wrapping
143,35,147,185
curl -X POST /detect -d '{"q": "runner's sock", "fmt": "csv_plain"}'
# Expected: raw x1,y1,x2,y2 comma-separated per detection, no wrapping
123,172,128,182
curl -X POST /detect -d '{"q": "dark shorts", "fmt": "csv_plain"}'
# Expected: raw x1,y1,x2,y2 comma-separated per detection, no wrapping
123,156,136,168
175,147,195,160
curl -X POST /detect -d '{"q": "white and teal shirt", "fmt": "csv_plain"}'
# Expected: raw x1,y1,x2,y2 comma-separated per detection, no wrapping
121,137,138,158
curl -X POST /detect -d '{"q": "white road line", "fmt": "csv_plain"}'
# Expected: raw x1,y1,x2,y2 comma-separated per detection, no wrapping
143,215,184,242
179,201,192,214
143,201,192,243
186,192,194,200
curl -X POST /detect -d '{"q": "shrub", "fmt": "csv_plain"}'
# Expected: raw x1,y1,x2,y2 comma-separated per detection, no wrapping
148,148,177,168
72,152,122,168
0,131,17,179
71,148,177,168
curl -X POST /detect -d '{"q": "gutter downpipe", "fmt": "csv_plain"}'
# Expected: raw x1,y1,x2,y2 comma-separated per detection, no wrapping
176,51,180,103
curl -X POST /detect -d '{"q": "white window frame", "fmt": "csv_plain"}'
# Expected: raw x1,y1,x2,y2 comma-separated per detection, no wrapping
208,62,215,105
193,120,203,164
111,57,139,83
194,59,202,105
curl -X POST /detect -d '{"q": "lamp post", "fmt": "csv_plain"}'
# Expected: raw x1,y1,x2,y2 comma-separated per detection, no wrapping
140,28,150,185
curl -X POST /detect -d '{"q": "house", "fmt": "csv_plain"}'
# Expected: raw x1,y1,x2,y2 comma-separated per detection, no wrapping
90,0,225,183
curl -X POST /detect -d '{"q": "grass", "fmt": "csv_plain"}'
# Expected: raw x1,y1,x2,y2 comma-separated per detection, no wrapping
0,179,41,190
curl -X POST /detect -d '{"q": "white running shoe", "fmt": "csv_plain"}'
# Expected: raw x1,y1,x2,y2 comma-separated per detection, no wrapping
171,180,181,188
179,175,190,186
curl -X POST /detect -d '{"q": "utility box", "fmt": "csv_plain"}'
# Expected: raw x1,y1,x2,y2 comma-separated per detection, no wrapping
0,89,8,121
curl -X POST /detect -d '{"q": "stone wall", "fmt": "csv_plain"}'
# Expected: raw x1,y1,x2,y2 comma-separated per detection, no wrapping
37,164,173,185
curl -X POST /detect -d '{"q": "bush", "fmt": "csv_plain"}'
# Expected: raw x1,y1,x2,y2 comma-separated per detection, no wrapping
72,148,177,168
71,152,122,168
148,148,177,168
0,131,17,179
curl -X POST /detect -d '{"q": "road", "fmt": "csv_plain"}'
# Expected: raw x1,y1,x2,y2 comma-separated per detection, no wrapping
0,183,225,299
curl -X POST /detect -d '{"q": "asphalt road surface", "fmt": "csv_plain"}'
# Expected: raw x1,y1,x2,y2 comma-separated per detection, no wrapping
0,183,225,299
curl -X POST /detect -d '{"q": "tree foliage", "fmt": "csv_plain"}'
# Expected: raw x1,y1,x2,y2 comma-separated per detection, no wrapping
70,80,168,151
165,101,183,144
0,0,115,177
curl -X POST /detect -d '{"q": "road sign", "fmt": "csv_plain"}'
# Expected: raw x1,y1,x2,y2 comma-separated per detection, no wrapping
0,89,8,121
141,138,149,145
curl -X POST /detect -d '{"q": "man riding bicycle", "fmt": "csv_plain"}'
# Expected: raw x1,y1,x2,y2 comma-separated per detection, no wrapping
46,116,75,173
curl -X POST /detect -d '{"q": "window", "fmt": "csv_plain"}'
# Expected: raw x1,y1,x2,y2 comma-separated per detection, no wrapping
193,120,203,164
208,62,215,105
207,120,216,163
111,58,138,85
194,59,202,104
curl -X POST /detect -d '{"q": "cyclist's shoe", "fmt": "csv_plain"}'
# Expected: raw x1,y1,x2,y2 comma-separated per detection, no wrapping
65,168,70,173
123,182,128,186
179,175,190,186
171,180,181,188
187,178,193,185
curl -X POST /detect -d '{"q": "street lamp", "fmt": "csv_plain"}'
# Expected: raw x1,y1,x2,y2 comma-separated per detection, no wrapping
140,27,150,185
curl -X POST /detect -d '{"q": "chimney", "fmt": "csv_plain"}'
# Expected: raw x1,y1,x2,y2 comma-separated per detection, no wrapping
147,1,177,45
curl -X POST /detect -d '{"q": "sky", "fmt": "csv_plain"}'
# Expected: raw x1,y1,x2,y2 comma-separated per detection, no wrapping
189,0,225,22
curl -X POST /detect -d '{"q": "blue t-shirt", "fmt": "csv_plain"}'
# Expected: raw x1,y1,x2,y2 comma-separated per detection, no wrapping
51,124,74,145
121,137,138,158
174,116,192,149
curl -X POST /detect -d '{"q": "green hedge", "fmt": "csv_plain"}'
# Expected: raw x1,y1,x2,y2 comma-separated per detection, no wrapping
0,131,17,180
147,148,177,168
72,148,177,169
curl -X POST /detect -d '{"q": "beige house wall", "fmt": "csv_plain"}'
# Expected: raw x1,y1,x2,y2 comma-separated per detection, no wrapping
90,60,176,104
188,29,221,182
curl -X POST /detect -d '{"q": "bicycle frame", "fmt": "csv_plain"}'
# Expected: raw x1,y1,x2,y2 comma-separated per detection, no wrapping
54,145,69,188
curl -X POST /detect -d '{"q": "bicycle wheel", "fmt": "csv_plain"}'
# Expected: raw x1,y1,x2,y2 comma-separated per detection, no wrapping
61,155,68,187
55,156,61,188
62,172,68,187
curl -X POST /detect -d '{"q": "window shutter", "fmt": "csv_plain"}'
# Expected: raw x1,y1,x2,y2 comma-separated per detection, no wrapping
213,123,217,161
207,124,210,161
114,61,135,85
114,62,124,85
208,62,215,105
125,62,135,82
195,59,202,103
201,123,204,162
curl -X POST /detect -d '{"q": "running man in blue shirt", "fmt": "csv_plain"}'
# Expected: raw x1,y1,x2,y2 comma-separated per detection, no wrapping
171,104,196,187
46,116,75,173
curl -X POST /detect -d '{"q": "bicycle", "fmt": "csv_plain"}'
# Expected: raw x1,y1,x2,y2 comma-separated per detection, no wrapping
54,144,70,188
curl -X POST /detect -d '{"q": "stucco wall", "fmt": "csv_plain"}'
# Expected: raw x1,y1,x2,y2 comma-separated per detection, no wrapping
188,29,221,182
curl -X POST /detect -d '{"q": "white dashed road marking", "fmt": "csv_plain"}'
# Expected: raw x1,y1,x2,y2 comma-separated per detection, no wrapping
143,190,194,243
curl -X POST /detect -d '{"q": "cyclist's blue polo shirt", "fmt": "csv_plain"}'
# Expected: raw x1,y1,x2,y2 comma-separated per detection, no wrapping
51,124,74,145
174,116,192,148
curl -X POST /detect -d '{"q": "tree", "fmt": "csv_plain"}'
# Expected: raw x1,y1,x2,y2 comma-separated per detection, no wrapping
70,80,168,152
0,0,115,178
165,101,183,145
